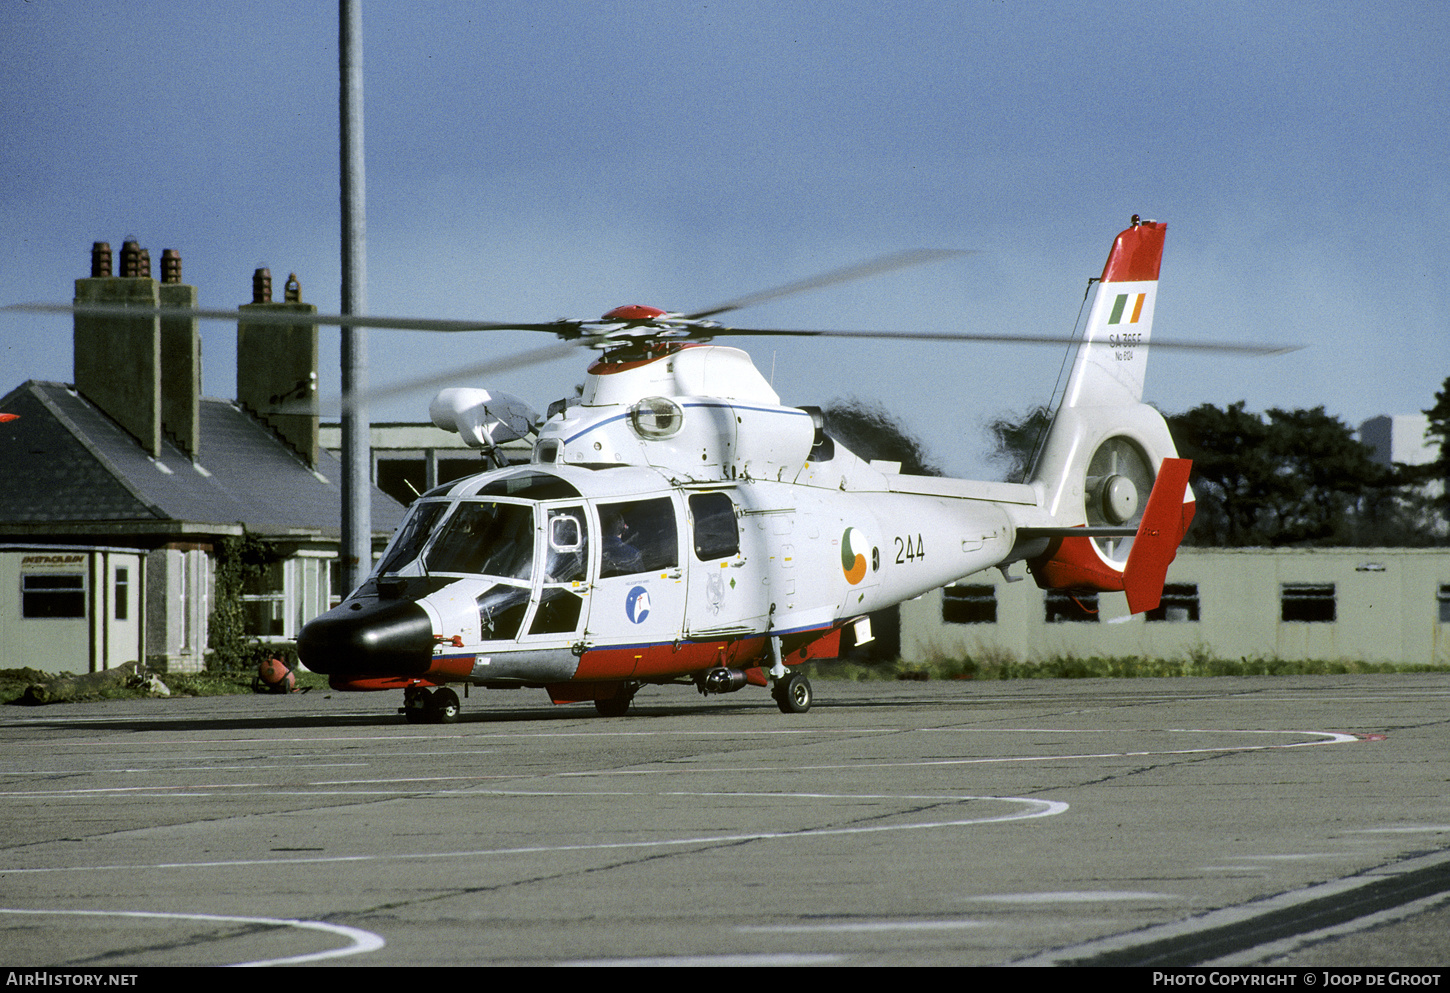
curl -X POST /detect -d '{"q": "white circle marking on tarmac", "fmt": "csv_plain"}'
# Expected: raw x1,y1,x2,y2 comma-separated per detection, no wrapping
3,793,1067,874
0,907,384,967
2,728,1359,799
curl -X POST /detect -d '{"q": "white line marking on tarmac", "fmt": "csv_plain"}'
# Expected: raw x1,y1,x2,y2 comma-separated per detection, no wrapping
737,919,987,933
559,952,845,967
961,891,1173,904
3,729,1358,799
3,794,1067,874
0,907,384,967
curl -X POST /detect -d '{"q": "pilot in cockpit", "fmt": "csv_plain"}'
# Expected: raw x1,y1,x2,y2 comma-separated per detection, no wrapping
602,511,644,576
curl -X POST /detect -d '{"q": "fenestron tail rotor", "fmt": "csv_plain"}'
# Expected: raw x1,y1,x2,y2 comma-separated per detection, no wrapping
1084,436,1156,561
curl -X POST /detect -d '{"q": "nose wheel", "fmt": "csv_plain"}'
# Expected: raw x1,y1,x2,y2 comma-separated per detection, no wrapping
402,686,461,724
772,672,812,714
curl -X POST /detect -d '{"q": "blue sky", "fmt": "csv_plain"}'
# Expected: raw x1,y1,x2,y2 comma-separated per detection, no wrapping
2,1,1445,476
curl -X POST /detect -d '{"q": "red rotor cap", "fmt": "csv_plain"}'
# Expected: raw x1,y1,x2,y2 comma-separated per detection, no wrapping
601,305,667,321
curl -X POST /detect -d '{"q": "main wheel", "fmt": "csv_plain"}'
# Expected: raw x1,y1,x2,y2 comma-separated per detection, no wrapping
773,672,812,714
595,690,632,717
429,687,462,724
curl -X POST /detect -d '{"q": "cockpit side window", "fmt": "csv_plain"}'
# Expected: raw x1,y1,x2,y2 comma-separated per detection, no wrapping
425,502,535,579
689,492,739,561
598,497,678,578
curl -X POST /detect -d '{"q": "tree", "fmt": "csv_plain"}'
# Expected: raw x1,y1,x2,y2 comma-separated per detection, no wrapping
1168,403,1405,546
823,399,942,476
986,404,1053,482
1424,376,1450,519
985,399,1436,546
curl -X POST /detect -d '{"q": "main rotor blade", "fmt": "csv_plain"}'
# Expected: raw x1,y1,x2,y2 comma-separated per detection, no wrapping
684,248,974,321
8,298,1299,355
270,339,586,415
701,325,1300,356
4,301,570,334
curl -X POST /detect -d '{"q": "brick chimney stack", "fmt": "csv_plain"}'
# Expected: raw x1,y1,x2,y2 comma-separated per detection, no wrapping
73,240,200,459
237,268,320,466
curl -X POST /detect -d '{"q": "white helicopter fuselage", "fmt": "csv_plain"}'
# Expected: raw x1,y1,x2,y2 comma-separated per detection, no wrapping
304,344,1019,699
297,218,1194,719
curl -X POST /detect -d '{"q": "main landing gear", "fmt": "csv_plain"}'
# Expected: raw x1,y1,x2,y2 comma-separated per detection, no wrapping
594,682,637,717
767,629,813,714
402,685,461,724
771,671,812,714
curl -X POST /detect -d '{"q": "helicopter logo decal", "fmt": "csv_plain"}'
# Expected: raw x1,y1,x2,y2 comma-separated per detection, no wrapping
840,527,872,585
625,586,652,624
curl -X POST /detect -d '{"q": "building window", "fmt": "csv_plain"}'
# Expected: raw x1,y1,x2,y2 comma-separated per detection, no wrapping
22,574,87,619
115,567,129,621
1045,590,1098,623
241,560,287,637
1145,583,1199,622
1281,583,1336,622
1438,585,1450,625
943,584,996,624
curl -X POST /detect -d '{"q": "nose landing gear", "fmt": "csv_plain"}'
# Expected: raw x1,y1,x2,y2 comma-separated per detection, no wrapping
402,685,462,724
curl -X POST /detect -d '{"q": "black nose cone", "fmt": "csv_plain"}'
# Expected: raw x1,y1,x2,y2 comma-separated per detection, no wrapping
298,597,435,676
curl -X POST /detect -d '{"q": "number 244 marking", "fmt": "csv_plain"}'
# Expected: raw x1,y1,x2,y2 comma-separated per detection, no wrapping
895,534,924,564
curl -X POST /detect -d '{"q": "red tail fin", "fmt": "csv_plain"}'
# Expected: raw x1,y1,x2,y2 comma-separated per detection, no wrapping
1122,457,1194,614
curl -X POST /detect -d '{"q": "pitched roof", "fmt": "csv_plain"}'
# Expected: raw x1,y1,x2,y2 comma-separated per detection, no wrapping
0,381,405,540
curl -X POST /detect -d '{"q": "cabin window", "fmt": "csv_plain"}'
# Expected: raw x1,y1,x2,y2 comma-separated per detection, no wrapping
1281,583,1335,623
943,584,996,624
1145,583,1200,622
1045,590,1098,623
528,587,584,635
427,502,535,579
477,584,531,641
689,492,739,561
21,574,86,619
598,497,678,578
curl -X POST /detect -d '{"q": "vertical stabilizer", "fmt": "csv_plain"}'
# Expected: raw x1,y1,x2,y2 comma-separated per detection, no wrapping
1063,218,1166,409
1021,218,1194,612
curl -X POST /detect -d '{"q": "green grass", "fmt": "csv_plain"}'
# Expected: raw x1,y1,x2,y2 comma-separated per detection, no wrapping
6,651,1448,706
815,648,1450,682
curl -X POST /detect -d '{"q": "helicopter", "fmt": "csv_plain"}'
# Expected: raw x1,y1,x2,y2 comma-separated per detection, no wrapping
294,216,1201,722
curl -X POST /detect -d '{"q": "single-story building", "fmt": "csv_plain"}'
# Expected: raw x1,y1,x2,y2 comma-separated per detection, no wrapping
0,246,404,674
902,546,1450,666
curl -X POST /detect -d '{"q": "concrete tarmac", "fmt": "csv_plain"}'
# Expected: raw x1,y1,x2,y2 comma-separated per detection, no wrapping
1,674,1448,967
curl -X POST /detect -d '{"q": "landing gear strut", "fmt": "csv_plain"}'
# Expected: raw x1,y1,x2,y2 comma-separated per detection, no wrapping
766,630,812,714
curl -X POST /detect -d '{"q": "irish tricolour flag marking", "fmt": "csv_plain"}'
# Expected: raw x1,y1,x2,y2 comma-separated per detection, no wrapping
1107,293,1146,325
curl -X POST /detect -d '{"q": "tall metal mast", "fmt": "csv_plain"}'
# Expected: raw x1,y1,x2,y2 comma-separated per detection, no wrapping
339,0,371,594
